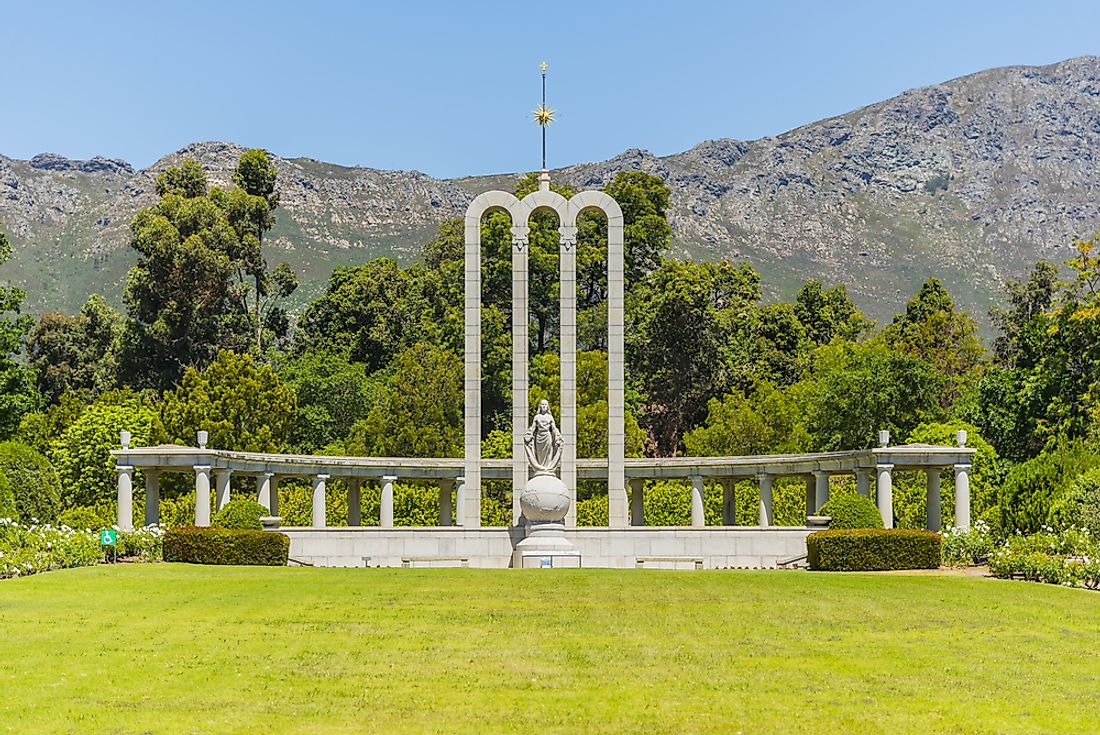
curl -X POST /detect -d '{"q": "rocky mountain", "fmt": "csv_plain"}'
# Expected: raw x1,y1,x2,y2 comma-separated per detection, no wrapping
4,56,1100,327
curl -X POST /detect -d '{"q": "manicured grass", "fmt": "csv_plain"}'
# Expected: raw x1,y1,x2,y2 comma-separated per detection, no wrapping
1,566,1097,734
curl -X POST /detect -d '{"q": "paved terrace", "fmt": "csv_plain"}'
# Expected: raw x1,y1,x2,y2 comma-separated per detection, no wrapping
112,435,976,533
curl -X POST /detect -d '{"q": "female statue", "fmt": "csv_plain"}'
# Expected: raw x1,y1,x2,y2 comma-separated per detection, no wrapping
524,399,563,474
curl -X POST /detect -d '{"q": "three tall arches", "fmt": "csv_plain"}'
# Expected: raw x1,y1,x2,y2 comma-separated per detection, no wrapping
461,182,627,527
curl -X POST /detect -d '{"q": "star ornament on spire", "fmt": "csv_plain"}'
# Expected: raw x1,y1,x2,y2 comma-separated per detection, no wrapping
533,104,555,127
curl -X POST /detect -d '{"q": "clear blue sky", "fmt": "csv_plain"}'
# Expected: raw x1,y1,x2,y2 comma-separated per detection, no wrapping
2,0,1097,178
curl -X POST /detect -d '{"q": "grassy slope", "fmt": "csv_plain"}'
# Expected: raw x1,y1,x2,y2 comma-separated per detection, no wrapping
1,566,1096,734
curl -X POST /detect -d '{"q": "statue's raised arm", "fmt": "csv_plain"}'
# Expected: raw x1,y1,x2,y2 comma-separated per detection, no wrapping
524,399,563,475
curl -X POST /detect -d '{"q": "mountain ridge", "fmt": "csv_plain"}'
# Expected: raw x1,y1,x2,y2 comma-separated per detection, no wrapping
4,55,1100,327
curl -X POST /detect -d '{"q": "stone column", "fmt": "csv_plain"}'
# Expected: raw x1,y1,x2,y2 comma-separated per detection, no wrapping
511,224,530,526
721,478,737,526
559,223,578,526
607,210,627,528
629,478,645,526
954,463,971,531
925,468,942,532
855,469,872,497
454,476,466,526
804,475,815,519
311,474,329,528
143,470,160,527
758,474,773,527
116,465,134,531
348,478,362,527
194,465,211,527
690,475,705,528
439,478,454,526
215,469,232,512
380,475,396,528
462,204,483,529
256,472,275,513
269,475,280,517
813,471,830,513
876,464,895,529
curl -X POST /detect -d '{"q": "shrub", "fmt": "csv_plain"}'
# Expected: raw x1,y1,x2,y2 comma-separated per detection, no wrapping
116,526,164,561
998,437,1099,534
0,472,13,519
807,529,942,571
212,498,267,530
576,495,608,526
50,391,159,508
1047,468,1100,535
817,494,883,529
942,520,996,566
0,518,101,578
163,527,289,566
0,441,61,524
57,504,111,531
986,526,1099,584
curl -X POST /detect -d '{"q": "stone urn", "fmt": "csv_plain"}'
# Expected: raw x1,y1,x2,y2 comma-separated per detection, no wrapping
519,473,570,523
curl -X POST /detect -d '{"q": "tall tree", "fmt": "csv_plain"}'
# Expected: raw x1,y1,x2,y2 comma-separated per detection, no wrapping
350,343,464,457
28,294,123,403
883,277,984,409
807,339,945,450
158,350,297,453
989,260,1059,367
122,159,252,388
225,149,298,352
794,279,870,345
626,259,761,455
0,231,39,438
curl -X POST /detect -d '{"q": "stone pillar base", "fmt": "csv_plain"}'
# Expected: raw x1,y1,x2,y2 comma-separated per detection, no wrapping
512,521,581,568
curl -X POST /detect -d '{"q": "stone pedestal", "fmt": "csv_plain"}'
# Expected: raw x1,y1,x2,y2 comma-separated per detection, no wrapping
512,473,580,568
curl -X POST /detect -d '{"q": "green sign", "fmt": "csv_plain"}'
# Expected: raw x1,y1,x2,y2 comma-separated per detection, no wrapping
99,529,117,546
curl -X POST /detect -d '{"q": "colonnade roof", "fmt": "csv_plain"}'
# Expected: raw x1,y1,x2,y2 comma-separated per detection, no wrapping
113,444,976,480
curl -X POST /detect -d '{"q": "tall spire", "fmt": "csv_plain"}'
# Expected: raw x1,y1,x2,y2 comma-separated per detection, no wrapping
532,61,554,183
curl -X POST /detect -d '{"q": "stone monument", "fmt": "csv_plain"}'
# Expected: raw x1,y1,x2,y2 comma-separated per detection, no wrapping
513,399,580,567
461,63,628,554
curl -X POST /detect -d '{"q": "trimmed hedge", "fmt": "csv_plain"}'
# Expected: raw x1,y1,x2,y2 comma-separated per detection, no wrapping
817,494,883,530
163,527,289,566
807,528,941,571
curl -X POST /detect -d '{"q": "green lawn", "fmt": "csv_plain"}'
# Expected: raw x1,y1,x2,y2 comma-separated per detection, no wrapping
1,566,1097,734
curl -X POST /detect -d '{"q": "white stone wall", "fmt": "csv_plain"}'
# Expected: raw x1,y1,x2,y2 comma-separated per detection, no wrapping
280,527,814,569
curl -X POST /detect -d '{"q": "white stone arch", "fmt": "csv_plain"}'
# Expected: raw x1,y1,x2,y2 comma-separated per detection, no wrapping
462,191,525,527
561,191,627,526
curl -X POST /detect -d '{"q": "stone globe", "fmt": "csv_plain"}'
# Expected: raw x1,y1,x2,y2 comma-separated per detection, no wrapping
519,473,570,523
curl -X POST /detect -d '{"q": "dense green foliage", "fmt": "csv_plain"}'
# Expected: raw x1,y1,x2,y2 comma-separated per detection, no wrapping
817,494,883,529
163,526,289,566
0,441,61,524
0,473,13,519
121,153,296,388
212,498,268,530
998,436,1099,535
159,350,296,452
49,390,159,508
0,232,39,439
987,527,1100,589
806,529,942,571
27,294,123,404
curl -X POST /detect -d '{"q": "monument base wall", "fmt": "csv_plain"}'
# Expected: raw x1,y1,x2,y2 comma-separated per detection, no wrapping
279,526,814,569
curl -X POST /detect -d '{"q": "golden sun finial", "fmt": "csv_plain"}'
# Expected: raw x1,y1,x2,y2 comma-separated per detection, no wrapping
540,61,548,73
533,104,555,127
